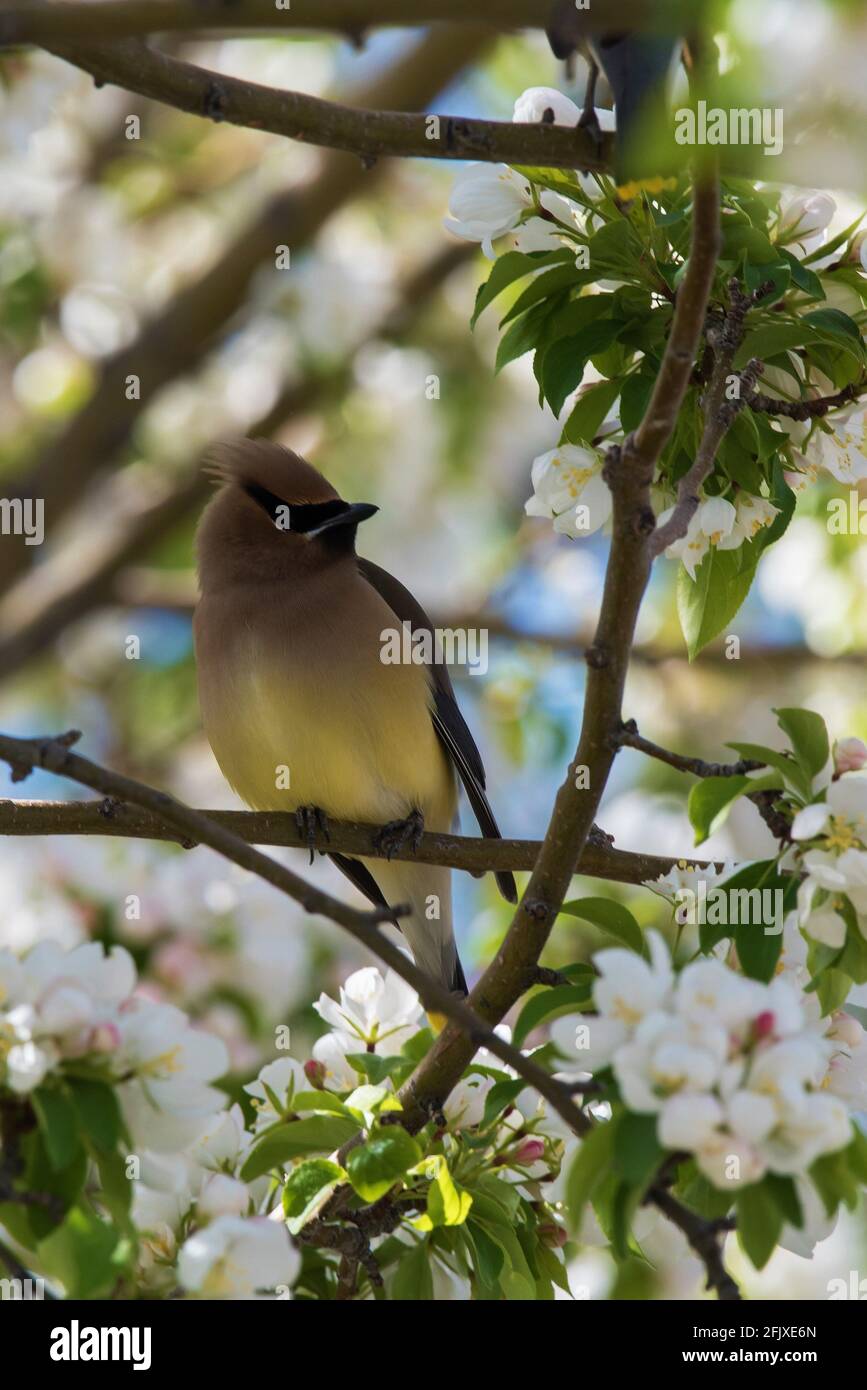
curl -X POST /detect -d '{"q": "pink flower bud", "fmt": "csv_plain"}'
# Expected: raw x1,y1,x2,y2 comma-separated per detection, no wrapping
753,1011,776,1040
538,1222,568,1249
88,1022,121,1054
512,1137,545,1165
833,737,867,776
304,1059,327,1090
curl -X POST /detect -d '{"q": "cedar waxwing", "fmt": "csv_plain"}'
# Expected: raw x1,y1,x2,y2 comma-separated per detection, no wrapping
546,3,681,198
193,439,517,1004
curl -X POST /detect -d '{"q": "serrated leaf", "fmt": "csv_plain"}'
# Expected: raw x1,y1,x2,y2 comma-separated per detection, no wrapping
613,1113,664,1189
470,250,565,327
391,1240,433,1300
31,1086,80,1171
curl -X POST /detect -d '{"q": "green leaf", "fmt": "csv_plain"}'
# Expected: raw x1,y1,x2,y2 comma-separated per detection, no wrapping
494,298,557,372
677,543,761,660
346,1127,422,1203
688,774,753,845
560,897,643,954
67,1077,122,1153
764,1173,803,1229
726,741,811,799
561,375,622,446
774,707,830,780
733,322,811,369
539,318,621,416
289,1090,356,1118
391,1240,433,1300
619,372,655,432
38,1205,131,1299
845,1126,867,1184
465,1221,505,1289
282,1158,345,1235
565,1117,619,1232
481,1077,526,1129
417,1157,473,1229
471,250,566,327
736,1181,784,1269
613,1113,664,1189
803,307,866,358
512,984,594,1050
240,1115,359,1181
344,1053,405,1086
809,1146,860,1218
779,248,825,299
500,263,589,326
31,1086,80,1171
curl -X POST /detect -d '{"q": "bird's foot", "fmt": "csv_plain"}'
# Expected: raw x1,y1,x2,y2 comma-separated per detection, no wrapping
373,809,424,860
295,805,330,864
577,104,604,155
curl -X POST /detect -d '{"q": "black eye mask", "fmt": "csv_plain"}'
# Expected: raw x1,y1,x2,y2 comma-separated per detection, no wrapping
243,484,349,534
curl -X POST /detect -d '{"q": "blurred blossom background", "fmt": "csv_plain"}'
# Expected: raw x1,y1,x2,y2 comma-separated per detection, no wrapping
1,3,867,1299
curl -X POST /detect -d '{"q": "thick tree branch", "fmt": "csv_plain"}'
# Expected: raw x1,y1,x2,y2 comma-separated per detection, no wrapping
0,730,591,1136
0,0,692,46
0,797,714,887
42,36,614,173
397,168,723,1134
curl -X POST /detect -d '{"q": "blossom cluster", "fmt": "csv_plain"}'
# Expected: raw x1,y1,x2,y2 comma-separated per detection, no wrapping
554,931,861,1190
444,86,867,593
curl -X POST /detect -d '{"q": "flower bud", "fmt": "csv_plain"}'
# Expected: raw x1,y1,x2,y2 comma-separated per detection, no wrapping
833,737,867,776
512,1137,545,1165
304,1059,327,1090
538,1221,568,1248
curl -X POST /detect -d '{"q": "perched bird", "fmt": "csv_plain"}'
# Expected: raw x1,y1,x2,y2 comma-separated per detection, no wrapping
193,439,517,1005
546,3,681,198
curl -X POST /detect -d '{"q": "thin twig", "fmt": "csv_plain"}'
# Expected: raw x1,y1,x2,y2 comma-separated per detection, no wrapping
616,720,765,778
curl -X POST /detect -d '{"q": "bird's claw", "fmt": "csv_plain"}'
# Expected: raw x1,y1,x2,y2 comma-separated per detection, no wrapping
373,809,424,860
295,805,330,864
577,105,604,155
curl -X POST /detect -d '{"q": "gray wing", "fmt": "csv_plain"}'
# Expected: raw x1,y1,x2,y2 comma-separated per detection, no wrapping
357,556,518,905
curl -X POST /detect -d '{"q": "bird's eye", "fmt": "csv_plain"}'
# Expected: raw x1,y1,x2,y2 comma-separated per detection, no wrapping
243,484,348,535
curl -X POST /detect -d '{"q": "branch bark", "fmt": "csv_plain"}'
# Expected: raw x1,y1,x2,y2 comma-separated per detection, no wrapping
0,729,590,1134
0,797,715,886
0,0,693,46
397,168,723,1134
42,35,614,172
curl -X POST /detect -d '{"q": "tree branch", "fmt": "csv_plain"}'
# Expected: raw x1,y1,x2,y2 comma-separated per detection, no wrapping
42,35,614,173
616,720,765,778
650,279,770,557
646,1185,739,1302
396,167,723,1136
0,730,592,1137
0,797,715,887
0,0,693,47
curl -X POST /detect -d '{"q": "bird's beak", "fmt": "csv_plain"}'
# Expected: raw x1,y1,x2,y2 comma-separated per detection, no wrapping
305,502,379,539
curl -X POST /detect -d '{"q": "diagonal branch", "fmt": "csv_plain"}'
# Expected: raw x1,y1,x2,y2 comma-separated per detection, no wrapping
397,166,723,1135
0,730,589,1136
42,35,614,173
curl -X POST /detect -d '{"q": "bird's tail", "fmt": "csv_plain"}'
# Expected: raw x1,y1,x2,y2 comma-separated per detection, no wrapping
360,857,467,1023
